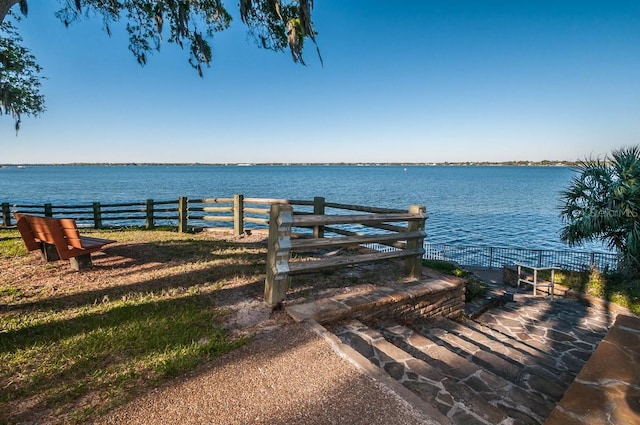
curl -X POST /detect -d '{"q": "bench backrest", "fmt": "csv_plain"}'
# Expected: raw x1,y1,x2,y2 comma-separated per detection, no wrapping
14,214,41,251
14,213,83,252
56,218,84,249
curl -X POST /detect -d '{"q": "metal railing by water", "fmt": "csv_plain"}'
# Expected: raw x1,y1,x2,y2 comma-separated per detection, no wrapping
423,243,620,272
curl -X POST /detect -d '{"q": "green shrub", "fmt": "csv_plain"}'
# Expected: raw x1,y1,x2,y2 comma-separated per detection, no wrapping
422,259,467,277
422,259,488,302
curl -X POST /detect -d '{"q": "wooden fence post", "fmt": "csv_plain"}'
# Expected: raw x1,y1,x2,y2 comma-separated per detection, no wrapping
145,199,155,229
264,203,293,306
234,194,244,237
313,196,325,238
92,202,102,229
44,203,53,217
405,205,426,279
1,203,10,227
178,196,188,233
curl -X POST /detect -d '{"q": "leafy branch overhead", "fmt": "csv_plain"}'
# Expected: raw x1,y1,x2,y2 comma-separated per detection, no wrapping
0,0,321,130
0,13,44,133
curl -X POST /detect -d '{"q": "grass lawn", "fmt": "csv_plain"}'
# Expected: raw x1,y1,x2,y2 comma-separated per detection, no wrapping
554,267,640,316
0,228,265,424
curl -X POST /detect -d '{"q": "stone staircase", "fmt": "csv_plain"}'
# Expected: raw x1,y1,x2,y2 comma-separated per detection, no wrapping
329,297,616,425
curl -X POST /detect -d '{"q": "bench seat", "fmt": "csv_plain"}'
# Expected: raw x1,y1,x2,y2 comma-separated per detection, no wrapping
14,213,115,270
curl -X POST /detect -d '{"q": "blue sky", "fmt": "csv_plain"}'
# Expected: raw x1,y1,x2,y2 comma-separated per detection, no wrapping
2,1,639,164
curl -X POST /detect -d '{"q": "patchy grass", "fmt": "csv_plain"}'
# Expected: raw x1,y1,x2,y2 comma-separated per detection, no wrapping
0,228,264,424
422,259,488,302
0,228,27,257
556,268,640,316
0,226,404,424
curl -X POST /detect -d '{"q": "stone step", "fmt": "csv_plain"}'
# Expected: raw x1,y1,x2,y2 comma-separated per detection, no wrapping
332,319,514,425
377,320,551,424
460,319,577,392
440,318,575,396
463,318,565,371
476,302,610,375
411,317,567,407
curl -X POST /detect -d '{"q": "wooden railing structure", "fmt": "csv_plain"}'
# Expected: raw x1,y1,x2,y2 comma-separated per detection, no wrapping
2,200,180,230
264,203,427,306
4,196,427,306
2,196,423,237
3,196,283,235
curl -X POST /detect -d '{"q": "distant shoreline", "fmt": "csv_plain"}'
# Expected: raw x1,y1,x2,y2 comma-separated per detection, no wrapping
0,161,578,167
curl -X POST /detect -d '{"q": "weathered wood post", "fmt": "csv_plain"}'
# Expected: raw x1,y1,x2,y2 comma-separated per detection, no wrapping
178,196,188,233
264,203,293,306
1,203,10,227
145,199,155,229
44,203,53,217
92,202,102,229
313,196,325,238
405,205,427,279
234,194,244,237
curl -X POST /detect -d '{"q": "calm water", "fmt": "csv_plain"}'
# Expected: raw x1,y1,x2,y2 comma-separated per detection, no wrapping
0,165,609,252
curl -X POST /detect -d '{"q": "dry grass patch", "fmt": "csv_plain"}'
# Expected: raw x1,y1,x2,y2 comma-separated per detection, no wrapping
0,228,269,424
0,227,411,424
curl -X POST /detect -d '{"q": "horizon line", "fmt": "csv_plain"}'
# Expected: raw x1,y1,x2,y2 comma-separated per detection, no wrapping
0,160,579,167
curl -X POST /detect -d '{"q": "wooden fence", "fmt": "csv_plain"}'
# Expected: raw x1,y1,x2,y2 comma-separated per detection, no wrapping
264,203,427,306
2,196,412,236
3,196,289,235
3,200,180,230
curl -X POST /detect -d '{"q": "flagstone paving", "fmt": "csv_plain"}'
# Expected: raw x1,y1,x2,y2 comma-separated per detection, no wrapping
329,292,621,424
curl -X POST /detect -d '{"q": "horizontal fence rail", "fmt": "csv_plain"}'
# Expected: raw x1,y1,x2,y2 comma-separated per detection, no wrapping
264,203,427,306
422,243,620,272
5,200,180,230
2,196,410,235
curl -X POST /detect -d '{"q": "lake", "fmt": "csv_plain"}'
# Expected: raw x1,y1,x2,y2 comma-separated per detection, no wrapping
0,164,609,253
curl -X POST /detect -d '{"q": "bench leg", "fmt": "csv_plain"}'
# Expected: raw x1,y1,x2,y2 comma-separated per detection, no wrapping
40,243,60,261
70,254,93,271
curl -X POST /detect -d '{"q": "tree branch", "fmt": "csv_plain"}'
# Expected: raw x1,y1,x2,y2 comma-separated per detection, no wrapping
0,0,22,24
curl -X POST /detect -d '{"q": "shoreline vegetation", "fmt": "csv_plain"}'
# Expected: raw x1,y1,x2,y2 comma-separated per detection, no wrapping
1,160,579,167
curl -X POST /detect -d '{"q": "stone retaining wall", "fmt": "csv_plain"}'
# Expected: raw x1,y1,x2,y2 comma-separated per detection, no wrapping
286,277,465,325
355,280,464,323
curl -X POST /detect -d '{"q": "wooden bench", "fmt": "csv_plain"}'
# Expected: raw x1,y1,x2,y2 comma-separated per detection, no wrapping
14,213,115,270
